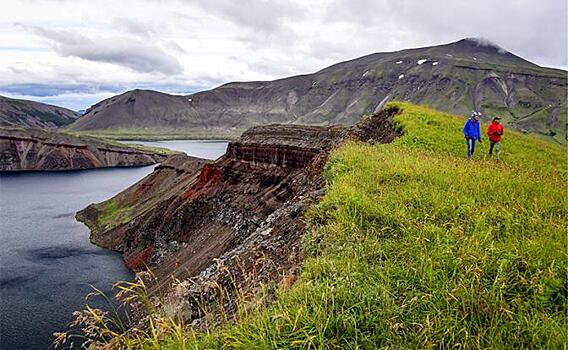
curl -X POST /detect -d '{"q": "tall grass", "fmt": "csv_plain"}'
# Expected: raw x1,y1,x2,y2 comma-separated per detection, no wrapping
63,102,567,349
197,103,566,349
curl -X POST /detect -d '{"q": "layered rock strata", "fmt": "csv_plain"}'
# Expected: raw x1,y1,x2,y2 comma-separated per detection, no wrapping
77,106,402,324
0,128,166,171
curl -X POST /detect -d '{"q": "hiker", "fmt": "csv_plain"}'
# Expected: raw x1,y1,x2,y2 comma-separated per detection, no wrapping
487,116,504,160
463,111,482,158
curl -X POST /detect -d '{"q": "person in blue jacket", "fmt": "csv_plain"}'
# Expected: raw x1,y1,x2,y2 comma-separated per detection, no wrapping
463,111,482,158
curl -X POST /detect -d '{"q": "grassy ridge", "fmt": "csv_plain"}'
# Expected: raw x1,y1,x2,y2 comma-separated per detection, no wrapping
55,130,179,156
81,103,566,349
68,128,243,141
177,103,566,349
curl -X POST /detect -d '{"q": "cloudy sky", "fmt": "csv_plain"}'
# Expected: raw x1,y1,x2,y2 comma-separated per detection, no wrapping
1,0,566,110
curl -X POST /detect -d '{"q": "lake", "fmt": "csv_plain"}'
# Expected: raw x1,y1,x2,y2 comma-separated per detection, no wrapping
121,139,229,160
0,140,228,350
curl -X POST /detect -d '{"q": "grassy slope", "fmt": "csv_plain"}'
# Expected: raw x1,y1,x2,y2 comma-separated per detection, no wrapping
69,128,243,141
138,103,567,349
59,131,179,156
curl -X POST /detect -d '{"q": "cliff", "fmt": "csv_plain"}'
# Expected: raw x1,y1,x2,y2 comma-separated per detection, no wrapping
76,106,401,324
0,128,167,171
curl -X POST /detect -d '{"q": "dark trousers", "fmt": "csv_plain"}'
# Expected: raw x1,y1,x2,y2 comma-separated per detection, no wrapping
489,141,501,160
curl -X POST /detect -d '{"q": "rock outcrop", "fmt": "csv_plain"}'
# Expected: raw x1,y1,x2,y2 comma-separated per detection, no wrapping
76,106,402,324
0,128,166,171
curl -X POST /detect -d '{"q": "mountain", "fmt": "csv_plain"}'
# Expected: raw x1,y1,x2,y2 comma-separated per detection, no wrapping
67,38,567,142
0,127,167,171
0,95,79,128
66,89,229,139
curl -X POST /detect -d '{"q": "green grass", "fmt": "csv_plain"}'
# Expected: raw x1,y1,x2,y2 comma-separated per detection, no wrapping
59,131,179,156
69,127,243,141
102,139,179,156
97,198,135,232
192,103,566,349
74,103,567,349
123,144,179,156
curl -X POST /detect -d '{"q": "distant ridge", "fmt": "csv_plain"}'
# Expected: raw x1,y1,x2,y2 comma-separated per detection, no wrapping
68,38,567,142
0,95,79,129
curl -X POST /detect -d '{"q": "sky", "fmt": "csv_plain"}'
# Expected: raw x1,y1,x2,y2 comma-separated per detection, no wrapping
1,0,567,110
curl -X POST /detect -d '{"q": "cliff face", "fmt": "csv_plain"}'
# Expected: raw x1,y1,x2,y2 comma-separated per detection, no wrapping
0,128,166,171
76,106,401,323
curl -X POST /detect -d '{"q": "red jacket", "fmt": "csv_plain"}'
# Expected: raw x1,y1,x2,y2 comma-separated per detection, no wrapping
487,121,504,142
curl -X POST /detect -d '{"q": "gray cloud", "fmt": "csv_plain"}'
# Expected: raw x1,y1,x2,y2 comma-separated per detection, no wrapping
325,0,568,68
4,0,566,111
1,68,215,96
193,0,304,33
466,38,506,54
164,40,187,54
22,25,184,74
189,0,305,55
0,77,225,99
0,83,124,97
246,59,299,77
0,80,221,110
112,18,187,54
112,18,158,38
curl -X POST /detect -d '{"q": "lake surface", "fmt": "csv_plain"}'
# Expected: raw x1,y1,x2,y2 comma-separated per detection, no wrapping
0,140,227,349
121,139,229,160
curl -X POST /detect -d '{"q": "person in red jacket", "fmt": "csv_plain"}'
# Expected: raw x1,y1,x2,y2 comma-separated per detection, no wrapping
487,117,504,160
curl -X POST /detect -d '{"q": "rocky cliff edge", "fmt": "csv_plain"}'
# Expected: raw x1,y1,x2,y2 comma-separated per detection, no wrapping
0,128,167,171
76,105,402,325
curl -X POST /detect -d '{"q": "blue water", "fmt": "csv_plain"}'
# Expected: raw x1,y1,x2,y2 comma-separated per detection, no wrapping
121,140,229,160
0,141,227,349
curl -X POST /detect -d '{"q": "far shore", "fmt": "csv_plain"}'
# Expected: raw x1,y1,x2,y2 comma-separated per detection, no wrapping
65,128,243,142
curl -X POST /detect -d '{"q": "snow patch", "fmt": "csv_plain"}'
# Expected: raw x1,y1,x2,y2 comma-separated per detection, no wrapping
396,60,403,64
432,62,439,66
417,59,427,65
398,74,405,80
446,54,453,57
312,81,317,86
188,98,192,102
473,57,477,60
362,70,370,77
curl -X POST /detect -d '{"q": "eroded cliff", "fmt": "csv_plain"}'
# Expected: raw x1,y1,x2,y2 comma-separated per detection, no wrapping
77,106,401,324
0,128,167,171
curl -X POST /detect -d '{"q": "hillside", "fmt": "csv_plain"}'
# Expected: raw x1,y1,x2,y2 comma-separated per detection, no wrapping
61,103,567,349
67,38,567,142
0,95,79,128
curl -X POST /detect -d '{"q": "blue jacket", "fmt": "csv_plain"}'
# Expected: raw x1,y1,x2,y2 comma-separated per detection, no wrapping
463,118,481,140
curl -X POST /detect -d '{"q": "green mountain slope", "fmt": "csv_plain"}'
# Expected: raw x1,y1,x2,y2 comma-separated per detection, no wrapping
0,95,79,128
68,38,567,143
71,103,567,349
